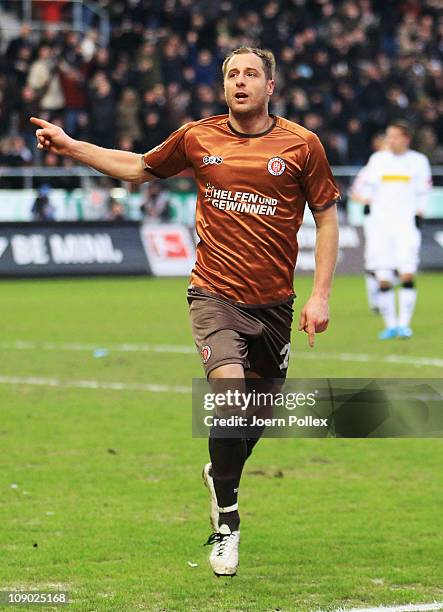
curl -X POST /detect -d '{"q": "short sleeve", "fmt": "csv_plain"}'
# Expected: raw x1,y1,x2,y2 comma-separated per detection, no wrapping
352,158,377,201
300,132,340,212
142,122,194,178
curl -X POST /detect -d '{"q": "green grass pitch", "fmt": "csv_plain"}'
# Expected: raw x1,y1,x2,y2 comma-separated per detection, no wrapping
0,273,442,611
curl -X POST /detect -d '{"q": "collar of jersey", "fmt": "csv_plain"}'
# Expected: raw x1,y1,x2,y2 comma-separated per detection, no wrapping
227,115,277,138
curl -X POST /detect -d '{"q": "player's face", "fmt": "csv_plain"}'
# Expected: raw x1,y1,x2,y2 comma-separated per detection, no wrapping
224,53,275,118
386,127,410,154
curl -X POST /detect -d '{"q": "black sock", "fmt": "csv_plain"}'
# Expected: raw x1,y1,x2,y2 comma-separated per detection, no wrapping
218,509,240,531
245,415,266,458
207,460,241,531
208,431,246,531
243,378,271,459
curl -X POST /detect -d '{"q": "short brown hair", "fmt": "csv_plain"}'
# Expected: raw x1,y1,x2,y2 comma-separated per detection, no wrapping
388,120,412,138
222,47,276,81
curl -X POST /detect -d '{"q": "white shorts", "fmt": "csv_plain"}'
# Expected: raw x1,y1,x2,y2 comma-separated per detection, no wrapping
372,225,421,279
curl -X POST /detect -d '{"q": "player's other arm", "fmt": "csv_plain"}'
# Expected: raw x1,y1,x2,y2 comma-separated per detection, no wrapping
298,132,340,347
298,205,339,347
349,166,371,206
30,117,154,184
415,153,432,219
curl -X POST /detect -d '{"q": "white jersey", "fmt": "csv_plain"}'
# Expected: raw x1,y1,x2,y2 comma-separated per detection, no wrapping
359,149,432,229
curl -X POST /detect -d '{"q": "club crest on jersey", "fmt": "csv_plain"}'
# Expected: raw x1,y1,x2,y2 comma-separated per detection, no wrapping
201,345,211,363
268,157,286,176
203,155,223,165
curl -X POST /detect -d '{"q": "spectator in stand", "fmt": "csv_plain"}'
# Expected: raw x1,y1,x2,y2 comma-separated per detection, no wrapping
192,49,218,87
167,83,192,126
9,44,33,90
88,76,115,148
141,110,170,151
59,60,87,137
116,88,142,145
31,184,55,221
347,118,370,165
27,44,65,116
80,29,99,63
1,135,32,165
161,35,184,83
111,19,144,59
192,83,223,119
140,85,168,125
38,28,61,50
0,134,32,186
136,41,163,85
5,22,33,63
324,133,348,166
140,181,171,223
89,47,112,81
416,125,443,165
106,198,126,222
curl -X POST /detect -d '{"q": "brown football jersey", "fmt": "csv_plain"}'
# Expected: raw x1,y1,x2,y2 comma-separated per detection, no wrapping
143,114,340,306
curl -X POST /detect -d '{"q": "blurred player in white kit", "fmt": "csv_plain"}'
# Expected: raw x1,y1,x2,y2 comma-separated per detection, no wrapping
350,133,386,314
353,121,432,339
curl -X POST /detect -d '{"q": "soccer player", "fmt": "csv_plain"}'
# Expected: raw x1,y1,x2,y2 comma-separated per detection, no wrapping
30,47,340,576
354,121,432,339
350,133,386,314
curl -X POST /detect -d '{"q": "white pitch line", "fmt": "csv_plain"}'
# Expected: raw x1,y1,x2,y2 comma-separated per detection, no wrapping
0,340,196,354
320,604,443,612
0,375,439,407
0,375,190,394
0,341,442,368
299,352,443,369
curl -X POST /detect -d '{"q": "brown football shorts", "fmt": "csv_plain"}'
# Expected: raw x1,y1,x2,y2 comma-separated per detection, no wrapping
188,286,294,379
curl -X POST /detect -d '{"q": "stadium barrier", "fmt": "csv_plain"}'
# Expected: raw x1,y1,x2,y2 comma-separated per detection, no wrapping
0,221,151,277
0,221,198,278
1,220,442,278
420,219,443,270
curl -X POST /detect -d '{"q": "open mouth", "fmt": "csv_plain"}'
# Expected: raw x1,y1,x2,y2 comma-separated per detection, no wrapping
235,92,248,100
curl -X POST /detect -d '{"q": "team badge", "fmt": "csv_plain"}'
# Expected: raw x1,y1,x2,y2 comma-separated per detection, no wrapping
201,345,212,363
267,157,286,176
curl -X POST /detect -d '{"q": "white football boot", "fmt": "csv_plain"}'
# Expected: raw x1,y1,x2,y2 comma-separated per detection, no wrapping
206,524,240,576
202,463,219,531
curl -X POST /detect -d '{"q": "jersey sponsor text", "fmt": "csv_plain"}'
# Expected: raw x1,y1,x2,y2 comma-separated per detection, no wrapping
205,183,277,216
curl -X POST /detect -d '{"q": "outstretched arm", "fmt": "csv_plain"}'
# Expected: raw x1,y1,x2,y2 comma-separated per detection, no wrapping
30,117,154,184
298,205,339,347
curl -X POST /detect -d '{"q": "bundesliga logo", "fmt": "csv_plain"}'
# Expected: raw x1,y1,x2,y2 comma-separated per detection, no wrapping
267,157,286,176
201,345,211,363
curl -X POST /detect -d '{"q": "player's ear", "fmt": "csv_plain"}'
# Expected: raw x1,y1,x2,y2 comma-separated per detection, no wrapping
267,79,275,96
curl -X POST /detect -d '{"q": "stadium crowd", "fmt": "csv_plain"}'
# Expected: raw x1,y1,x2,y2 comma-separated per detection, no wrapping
0,0,442,170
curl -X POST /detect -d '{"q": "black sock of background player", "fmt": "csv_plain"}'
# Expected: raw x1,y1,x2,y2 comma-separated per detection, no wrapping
244,378,269,460
245,429,265,459
208,434,246,531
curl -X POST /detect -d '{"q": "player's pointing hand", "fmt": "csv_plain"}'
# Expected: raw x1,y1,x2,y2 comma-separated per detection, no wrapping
298,296,330,348
30,116,73,156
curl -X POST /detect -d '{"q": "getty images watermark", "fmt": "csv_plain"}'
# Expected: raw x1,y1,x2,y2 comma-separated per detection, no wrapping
192,378,443,438
202,388,327,430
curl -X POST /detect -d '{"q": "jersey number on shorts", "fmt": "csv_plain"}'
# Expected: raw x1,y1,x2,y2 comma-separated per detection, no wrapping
279,342,291,370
